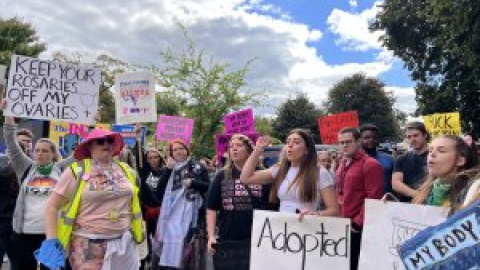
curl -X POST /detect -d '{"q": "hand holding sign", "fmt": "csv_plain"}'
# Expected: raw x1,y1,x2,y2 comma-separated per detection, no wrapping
1,99,15,125
4,55,101,124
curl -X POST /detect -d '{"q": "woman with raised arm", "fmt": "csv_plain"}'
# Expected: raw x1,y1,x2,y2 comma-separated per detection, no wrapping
206,134,272,270
1,99,75,270
240,128,338,217
133,123,168,269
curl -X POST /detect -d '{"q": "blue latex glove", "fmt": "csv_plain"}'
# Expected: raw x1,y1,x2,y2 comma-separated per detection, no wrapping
34,238,66,270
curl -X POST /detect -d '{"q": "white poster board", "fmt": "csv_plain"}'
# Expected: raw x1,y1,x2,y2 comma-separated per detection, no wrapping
0,64,6,95
114,72,157,124
358,199,449,270
4,55,101,124
251,210,350,270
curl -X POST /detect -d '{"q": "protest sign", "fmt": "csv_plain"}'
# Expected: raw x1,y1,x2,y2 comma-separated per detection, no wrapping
422,112,461,136
224,108,256,134
156,115,194,144
215,132,259,164
0,64,6,96
398,200,480,270
4,55,101,124
250,210,350,270
114,72,157,124
358,199,448,270
112,124,147,147
317,111,359,144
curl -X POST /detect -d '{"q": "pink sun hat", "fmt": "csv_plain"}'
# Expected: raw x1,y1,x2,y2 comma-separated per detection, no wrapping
73,128,124,160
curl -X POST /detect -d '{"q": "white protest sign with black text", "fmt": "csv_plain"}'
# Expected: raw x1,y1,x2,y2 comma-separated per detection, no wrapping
251,210,350,270
4,55,101,124
358,199,448,270
114,72,157,124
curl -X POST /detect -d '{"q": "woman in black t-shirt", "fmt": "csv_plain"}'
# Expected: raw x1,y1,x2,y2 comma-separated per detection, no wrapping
206,134,271,268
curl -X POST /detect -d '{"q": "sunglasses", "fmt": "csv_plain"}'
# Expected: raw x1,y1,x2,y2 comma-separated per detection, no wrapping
94,137,115,145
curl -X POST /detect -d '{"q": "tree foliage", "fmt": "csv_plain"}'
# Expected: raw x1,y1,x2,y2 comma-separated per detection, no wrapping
325,73,399,140
0,17,46,123
273,92,323,143
50,26,258,157
371,0,480,135
254,116,274,135
153,27,259,158
0,17,46,67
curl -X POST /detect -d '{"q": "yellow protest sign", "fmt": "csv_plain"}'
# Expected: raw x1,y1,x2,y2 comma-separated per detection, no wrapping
422,112,461,136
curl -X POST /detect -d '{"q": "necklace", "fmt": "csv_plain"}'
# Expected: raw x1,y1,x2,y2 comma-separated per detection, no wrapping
93,159,119,195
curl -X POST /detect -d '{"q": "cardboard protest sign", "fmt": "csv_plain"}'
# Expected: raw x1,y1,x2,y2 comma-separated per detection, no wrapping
422,112,461,136
358,199,448,270
251,210,350,270
0,64,5,80
224,108,256,134
114,72,157,124
4,55,101,124
0,64,6,93
318,111,359,144
156,115,194,144
112,124,147,147
215,132,259,164
398,200,480,270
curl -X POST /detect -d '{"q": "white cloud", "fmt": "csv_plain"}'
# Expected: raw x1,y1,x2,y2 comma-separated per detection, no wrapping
0,0,414,115
349,0,358,8
385,86,417,113
327,1,383,51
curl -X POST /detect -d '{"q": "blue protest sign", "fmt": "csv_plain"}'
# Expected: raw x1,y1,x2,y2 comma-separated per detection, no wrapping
398,200,480,270
111,124,146,147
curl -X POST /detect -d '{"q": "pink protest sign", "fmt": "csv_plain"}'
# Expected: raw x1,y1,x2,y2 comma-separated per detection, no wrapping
156,115,195,144
215,132,259,165
224,108,256,134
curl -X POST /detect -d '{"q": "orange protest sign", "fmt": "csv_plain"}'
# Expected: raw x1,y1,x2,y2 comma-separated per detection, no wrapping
318,111,359,144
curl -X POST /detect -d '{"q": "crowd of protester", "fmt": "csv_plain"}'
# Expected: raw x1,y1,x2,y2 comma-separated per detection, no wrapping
1,96,479,270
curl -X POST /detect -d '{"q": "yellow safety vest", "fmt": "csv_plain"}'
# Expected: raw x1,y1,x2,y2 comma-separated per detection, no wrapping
57,159,144,250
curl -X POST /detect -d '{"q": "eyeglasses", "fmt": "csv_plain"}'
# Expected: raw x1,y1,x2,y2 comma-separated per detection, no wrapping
94,137,115,145
338,140,355,146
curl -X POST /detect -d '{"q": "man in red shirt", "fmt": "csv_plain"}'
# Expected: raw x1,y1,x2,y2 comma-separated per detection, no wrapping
336,127,384,270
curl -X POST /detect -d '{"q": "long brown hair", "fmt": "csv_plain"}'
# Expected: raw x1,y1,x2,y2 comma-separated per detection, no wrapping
224,134,255,181
269,128,318,204
413,135,478,213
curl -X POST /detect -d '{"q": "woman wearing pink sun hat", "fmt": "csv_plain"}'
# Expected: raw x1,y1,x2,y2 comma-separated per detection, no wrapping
41,128,145,270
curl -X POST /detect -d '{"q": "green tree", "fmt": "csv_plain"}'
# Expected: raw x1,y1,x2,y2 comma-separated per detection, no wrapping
0,17,46,67
0,17,46,123
273,92,323,143
254,116,274,135
325,73,399,140
154,27,259,158
371,0,480,135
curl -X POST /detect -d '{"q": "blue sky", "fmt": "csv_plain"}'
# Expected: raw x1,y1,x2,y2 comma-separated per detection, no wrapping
249,0,415,87
0,0,417,114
